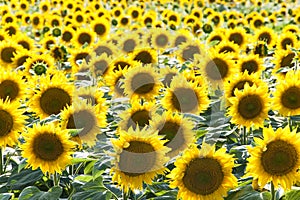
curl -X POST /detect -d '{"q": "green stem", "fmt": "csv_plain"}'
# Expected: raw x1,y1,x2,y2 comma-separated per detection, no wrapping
0,148,3,175
123,189,128,200
53,172,59,186
288,116,293,131
271,181,275,200
244,126,247,145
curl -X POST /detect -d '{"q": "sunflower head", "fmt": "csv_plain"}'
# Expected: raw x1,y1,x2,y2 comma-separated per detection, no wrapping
246,126,300,190
111,126,170,193
21,123,75,174
168,142,237,199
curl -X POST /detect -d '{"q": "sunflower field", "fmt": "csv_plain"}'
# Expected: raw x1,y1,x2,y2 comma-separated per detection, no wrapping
1,0,300,199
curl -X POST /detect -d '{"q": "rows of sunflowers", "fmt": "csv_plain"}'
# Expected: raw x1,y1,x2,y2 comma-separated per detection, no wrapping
1,0,300,199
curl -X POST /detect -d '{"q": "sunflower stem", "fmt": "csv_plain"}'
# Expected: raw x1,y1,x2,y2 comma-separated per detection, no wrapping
271,181,276,200
122,189,128,200
0,148,3,175
242,126,247,145
53,172,59,186
288,116,293,131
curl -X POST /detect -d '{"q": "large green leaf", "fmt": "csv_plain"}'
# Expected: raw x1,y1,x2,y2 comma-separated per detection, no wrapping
7,169,43,190
283,189,300,200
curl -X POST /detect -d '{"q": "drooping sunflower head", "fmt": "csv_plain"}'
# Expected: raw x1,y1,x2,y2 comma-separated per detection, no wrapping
21,123,75,174
29,73,74,119
168,142,237,200
0,99,25,147
162,75,210,114
149,111,195,158
246,126,300,190
60,99,107,147
111,126,170,193
228,83,270,128
123,64,162,101
272,48,296,78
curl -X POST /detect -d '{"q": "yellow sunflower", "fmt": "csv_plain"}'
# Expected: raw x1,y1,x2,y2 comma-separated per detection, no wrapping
105,66,129,98
90,18,110,39
149,111,195,158
206,28,226,45
111,126,170,193
160,66,179,88
168,142,237,200
237,53,264,74
68,48,92,73
282,24,300,35
12,33,35,51
0,41,22,69
60,99,107,146
130,48,158,65
162,75,210,114
176,40,204,63
21,123,75,174
226,27,248,49
273,70,300,116
11,49,32,70
72,28,96,48
150,28,173,51
3,22,19,36
74,86,107,108
93,41,120,57
0,69,26,102
171,28,193,48
214,40,239,56
246,126,300,190
276,31,298,51
200,50,236,85
254,26,277,48
118,100,157,131
60,26,76,45
28,73,74,119
228,83,270,128
0,99,25,147
118,32,141,54
23,53,55,76
123,64,162,101
31,13,44,30
272,48,296,78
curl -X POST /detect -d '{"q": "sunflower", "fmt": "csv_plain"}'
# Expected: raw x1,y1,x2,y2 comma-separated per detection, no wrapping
119,32,141,54
60,26,76,45
160,66,179,88
105,66,129,98
0,69,26,102
201,50,236,85
74,86,107,108
3,22,19,36
110,56,139,71
237,53,264,74
250,15,264,29
118,101,156,131
149,111,195,157
60,99,107,146
0,99,25,147
176,40,204,63
224,71,267,104
40,35,56,51
72,11,86,26
31,13,44,30
93,41,120,57
272,48,296,78
123,64,161,101
11,49,32,69
276,31,298,51
168,142,237,200
207,12,224,27
49,44,68,62
46,14,62,28
214,40,239,56
72,28,96,48
23,54,55,76
21,123,75,174
162,75,210,114
246,126,300,190
118,15,131,28
1,13,16,25
227,83,270,128
273,70,300,116
141,11,156,27
68,48,92,72
0,41,22,69
0,29,9,42
28,73,74,119
282,24,300,35
111,126,170,193
88,53,113,79
12,33,35,51
129,47,158,65
226,27,248,49
171,28,193,48
254,26,277,48
206,28,226,45
90,18,110,39
150,28,173,51
127,6,143,21
39,1,51,13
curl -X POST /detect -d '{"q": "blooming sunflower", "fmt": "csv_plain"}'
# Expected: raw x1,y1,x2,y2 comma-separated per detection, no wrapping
246,126,300,190
21,123,75,174
272,48,296,78
90,18,110,39
68,48,92,73
23,53,55,76
0,69,26,102
88,53,113,79
72,27,96,48
74,86,107,108
11,49,32,69
118,101,156,131
237,53,264,74
160,66,179,88
226,27,248,49
60,99,107,146
276,31,298,51
161,75,210,114
150,29,173,51
93,41,120,57
29,73,74,119
123,64,161,101
31,13,44,30
105,66,129,98
254,26,277,48
171,28,193,48
168,142,237,200
12,33,35,51
273,70,300,116
176,40,204,63
60,26,76,45
0,99,25,147
130,48,158,65
206,28,226,45
149,111,195,158
0,41,21,69
119,32,141,54
227,83,270,128
111,126,170,193
214,40,239,56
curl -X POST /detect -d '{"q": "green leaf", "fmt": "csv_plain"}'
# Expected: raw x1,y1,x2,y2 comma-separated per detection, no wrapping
75,175,93,183
39,186,63,200
225,185,263,200
18,186,44,200
0,193,13,200
7,169,43,190
283,189,300,200
84,161,96,174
